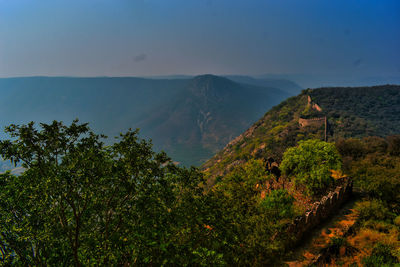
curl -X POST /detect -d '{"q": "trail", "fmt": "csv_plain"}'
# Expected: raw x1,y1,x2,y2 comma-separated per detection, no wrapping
284,196,358,267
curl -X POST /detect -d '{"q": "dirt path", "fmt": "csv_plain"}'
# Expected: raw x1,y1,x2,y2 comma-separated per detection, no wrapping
284,197,359,267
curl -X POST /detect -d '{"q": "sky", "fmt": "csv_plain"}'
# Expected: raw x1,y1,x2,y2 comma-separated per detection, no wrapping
0,0,399,78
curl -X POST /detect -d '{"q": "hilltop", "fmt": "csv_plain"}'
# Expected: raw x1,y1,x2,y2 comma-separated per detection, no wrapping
202,84,400,182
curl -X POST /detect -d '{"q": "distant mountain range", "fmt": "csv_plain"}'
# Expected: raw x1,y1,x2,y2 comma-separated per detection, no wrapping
0,75,295,167
203,85,400,182
147,73,400,90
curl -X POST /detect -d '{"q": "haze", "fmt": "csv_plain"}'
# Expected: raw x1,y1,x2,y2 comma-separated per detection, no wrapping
0,0,399,81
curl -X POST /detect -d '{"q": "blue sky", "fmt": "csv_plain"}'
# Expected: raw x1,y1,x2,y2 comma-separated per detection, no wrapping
0,0,399,78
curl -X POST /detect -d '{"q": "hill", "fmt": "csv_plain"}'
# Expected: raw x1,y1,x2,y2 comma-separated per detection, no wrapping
202,84,400,182
137,75,290,165
0,75,290,166
224,75,302,95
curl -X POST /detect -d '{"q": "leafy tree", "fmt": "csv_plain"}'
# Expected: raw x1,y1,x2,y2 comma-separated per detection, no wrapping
280,139,342,196
206,160,295,265
260,189,294,219
0,120,210,266
335,138,366,160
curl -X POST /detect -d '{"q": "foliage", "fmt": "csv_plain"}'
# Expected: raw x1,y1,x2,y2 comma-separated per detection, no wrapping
260,189,294,219
334,135,400,266
355,199,393,223
337,136,400,206
205,160,296,265
0,122,301,266
394,216,400,227
0,120,212,266
281,139,342,196
362,243,399,267
204,85,400,182
310,85,400,138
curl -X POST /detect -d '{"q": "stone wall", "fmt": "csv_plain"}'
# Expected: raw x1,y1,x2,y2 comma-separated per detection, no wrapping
287,177,353,241
298,117,326,128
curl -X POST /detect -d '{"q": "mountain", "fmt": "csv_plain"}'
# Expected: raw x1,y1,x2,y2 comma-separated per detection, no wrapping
224,75,302,95
255,73,400,89
137,74,290,165
145,74,303,95
0,75,290,166
202,84,400,183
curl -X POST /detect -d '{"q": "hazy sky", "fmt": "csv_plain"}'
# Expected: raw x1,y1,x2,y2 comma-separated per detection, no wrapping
0,0,399,77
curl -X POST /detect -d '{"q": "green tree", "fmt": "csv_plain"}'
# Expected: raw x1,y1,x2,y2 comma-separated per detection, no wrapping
260,189,294,220
280,139,342,196
0,120,211,266
206,160,295,266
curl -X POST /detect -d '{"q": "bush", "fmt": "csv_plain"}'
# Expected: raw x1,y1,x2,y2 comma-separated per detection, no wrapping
394,216,400,227
281,139,342,196
260,189,294,219
355,199,393,222
363,243,398,267
353,156,400,204
336,138,366,159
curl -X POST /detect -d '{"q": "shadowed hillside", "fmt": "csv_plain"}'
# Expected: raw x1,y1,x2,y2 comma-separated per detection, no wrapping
138,75,290,165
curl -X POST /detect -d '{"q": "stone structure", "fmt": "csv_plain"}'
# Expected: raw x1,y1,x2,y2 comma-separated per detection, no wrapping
298,117,326,128
307,95,323,112
299,95,328,141
287,177,353,241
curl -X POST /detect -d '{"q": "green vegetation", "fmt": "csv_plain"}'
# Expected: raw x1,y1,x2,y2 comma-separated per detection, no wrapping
1,84,400,265
363,243,398,267
207,159,296,265
0,121,298,266
281,139,342,196
310,86,400,138
260,189,295,219
0,121,211,265
203,85,400,181
328,136,400,266
200,85,400,265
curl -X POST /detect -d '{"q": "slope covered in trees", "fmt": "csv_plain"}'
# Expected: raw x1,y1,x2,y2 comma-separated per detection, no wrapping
203,85,400,183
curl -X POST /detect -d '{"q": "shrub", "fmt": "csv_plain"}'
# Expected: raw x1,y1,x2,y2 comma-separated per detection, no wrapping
260,189,295,219
355,199,393,222
328,237,348,256
281,139,342,196
394,216,400,227
363,243,398,267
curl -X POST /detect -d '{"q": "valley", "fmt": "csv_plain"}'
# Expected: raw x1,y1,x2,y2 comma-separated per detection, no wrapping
0,75,294,168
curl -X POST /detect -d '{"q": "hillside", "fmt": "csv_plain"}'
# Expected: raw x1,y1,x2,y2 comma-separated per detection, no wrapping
137,75,290,165
202,85,400,182
0,75,290,167
224,75,302,95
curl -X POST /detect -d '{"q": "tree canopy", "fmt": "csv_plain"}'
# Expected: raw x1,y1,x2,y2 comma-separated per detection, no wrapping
280,139,342,195
0,120,210,266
